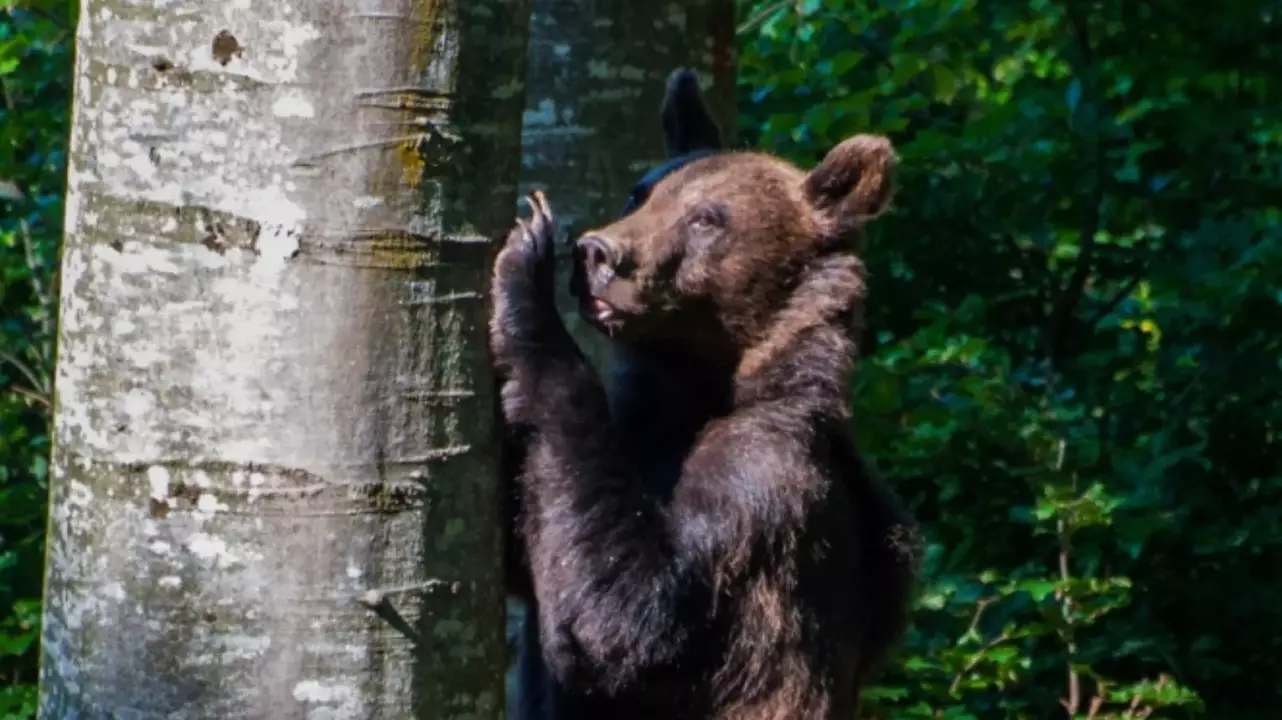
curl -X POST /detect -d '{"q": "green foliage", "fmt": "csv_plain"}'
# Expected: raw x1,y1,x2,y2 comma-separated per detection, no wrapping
739,0,1280,716
1,2,72,715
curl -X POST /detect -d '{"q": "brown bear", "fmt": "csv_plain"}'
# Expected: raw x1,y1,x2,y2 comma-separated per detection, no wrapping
492,69,918,720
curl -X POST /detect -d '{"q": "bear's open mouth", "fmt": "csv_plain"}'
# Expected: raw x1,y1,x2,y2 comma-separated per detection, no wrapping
579,295,617,326
590,297,615,321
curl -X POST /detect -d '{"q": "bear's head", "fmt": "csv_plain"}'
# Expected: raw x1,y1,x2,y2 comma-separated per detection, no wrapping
569,68,896,363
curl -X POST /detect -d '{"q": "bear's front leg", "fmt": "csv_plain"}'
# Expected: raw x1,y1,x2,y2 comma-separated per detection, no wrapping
490,191,590,433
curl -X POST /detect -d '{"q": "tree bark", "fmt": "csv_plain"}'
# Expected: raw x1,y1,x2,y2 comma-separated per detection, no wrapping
503,1,737,714
39,0,529,717
518,0,739,369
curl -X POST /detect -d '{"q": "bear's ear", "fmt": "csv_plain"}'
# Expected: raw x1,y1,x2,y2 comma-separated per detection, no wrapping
803,134,896,228
661,67,723,158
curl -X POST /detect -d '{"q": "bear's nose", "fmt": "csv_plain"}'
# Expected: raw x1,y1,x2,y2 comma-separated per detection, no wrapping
575,235,616,276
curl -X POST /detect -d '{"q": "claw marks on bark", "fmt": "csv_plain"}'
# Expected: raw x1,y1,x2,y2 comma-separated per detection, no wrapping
291,135,443,168
289,87,458,169
87,456,469,518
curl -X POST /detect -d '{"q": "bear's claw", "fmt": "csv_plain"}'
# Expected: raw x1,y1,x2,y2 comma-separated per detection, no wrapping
491,190,563,358
524,190,555,266
499,190,557,286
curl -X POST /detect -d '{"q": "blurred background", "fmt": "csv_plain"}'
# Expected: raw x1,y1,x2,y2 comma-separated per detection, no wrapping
3,0,1279,717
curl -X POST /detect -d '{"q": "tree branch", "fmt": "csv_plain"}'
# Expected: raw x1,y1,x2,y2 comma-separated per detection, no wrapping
735,0,790,36
1052,437,1081,717
1085,273,1143,329
948,597,1004,696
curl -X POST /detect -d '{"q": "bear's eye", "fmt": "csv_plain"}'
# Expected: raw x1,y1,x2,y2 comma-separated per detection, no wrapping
687,203,726,232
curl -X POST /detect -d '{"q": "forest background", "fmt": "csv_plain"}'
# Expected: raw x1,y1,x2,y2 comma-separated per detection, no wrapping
2,0,1278,717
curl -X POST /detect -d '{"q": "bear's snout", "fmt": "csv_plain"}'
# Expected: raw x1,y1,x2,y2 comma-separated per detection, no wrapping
575,234,618,282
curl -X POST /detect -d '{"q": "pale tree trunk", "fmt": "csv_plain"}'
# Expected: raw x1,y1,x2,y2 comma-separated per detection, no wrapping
519,0,739,369
504,1,738,713
39,0,529,717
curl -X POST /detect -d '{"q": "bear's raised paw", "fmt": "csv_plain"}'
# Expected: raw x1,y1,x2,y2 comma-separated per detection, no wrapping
490,190,565,364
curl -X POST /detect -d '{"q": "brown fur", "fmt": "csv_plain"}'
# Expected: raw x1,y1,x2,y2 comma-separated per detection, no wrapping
493,69,918,720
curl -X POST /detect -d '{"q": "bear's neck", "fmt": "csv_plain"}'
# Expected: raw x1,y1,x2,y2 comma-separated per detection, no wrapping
603,342,734,495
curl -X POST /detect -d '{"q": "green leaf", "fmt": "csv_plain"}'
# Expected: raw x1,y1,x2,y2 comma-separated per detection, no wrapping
1017,580,1057,602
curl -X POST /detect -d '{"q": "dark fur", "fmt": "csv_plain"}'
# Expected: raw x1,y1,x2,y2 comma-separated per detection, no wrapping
494,69,918,720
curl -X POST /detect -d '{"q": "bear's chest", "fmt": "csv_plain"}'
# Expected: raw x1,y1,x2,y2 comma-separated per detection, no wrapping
609,385,703,499
603,349,732,500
